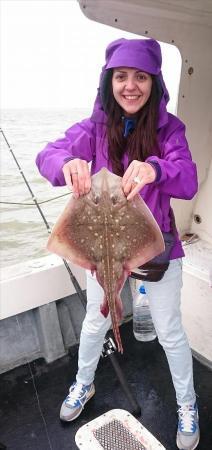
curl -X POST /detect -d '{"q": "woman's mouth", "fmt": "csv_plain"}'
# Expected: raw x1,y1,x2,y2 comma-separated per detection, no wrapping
123,95,141,100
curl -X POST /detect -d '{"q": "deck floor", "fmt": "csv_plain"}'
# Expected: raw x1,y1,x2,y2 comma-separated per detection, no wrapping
0,321,211,450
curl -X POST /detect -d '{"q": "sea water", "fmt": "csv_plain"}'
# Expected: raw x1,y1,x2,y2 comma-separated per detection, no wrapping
0,108,91,267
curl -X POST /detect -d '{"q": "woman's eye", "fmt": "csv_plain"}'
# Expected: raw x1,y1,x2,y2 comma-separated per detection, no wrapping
137,74,146,81
116,75,125,81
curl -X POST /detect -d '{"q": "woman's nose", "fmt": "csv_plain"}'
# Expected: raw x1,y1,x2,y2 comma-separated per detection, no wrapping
125,77,137,90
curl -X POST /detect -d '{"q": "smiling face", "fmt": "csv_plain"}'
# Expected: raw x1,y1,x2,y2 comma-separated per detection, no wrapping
112,67,152,116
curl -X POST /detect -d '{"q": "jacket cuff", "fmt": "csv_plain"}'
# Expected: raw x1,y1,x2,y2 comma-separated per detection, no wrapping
63,156,76,164
147,160,162,182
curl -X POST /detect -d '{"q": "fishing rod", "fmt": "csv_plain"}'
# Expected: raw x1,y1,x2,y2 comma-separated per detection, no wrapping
1,127,141,416
0,127,87,307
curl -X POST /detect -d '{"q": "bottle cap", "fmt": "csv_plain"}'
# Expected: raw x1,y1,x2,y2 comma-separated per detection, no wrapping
139,285,146,294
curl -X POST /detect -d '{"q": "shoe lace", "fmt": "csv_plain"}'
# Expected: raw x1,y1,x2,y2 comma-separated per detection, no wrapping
66,383,85,407
178,405,196,432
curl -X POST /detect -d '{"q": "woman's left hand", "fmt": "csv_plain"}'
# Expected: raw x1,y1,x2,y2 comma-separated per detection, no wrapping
122,160,156,200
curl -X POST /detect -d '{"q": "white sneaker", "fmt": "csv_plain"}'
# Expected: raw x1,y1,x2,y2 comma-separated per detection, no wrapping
176,402,200,450
60,381,95,422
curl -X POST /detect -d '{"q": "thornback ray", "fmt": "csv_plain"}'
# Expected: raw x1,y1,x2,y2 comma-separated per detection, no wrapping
47,168,165,353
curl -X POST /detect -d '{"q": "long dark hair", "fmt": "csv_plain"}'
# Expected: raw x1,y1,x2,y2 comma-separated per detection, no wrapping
102,70,161,176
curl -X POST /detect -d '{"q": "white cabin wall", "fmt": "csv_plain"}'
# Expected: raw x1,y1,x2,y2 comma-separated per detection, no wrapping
175,33,212,238
191,160,212,244
171,31,212,237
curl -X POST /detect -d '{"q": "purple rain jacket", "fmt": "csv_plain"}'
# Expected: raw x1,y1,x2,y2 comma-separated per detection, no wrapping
36,38,198,260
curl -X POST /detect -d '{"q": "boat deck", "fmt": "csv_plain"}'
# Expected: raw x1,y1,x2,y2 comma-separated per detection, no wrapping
0,321,211,450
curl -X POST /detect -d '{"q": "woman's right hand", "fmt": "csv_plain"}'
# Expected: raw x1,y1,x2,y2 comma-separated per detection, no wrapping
62,158,91,198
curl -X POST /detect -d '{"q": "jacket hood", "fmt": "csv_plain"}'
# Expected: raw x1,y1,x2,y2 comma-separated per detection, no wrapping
91,38,170,129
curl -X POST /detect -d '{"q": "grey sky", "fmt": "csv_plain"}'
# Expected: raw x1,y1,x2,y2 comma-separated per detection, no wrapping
1,0,181,110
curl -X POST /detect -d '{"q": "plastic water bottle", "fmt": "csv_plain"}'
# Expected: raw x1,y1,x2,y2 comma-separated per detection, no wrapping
133,285,156,341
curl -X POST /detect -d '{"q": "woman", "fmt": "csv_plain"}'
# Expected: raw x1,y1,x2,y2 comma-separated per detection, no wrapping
36,38,199,450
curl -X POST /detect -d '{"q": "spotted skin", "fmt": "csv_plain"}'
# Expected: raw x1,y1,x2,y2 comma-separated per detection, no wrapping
47,168,164,352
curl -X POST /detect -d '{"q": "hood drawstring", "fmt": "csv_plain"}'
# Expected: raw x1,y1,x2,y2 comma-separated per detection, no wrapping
123,117,136,137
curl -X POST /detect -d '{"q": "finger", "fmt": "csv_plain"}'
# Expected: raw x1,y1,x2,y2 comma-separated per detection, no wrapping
127,181,145,201
76,162,90,196
76,167,85,196
122,168,139,196
80,163,91,194
71,172,80,198
122,164,134,185
63,165,75,190
84,174,92,194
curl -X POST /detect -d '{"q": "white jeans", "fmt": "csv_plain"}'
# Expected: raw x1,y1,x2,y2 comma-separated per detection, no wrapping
76,259,196,406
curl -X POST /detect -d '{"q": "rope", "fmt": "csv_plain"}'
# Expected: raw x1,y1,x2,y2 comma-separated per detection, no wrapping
0,192,71,206
15,316,53,450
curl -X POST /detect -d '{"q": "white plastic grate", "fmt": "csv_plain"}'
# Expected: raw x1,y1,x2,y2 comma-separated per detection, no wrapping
93,418,147,450
75,409,166,450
